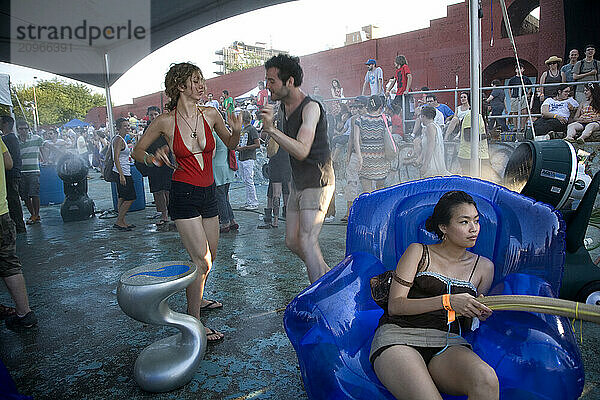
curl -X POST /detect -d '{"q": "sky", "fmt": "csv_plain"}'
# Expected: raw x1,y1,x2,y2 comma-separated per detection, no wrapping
0,0,465,105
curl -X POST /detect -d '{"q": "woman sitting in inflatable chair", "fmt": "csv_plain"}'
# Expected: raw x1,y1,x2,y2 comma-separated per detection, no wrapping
370,190,499,400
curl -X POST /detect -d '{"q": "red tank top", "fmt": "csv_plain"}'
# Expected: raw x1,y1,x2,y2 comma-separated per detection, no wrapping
172,110,215,187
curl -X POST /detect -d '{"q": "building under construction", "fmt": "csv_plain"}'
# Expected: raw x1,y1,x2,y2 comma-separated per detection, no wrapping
213,41,288,75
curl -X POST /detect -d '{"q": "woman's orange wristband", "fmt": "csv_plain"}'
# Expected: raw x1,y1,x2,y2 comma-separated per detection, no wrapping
442,294,456,323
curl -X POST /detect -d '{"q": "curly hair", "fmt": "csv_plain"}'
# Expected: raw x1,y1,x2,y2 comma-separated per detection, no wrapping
164,62,203,111
264,54,303,87
395,55,407,67
425,191,478,240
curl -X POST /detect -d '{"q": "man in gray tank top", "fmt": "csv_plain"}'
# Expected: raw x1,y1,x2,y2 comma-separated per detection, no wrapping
259,54,335,284
573,44,599,104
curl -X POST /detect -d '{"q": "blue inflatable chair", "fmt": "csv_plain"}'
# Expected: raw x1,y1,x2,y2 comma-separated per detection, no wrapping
284,176,584,400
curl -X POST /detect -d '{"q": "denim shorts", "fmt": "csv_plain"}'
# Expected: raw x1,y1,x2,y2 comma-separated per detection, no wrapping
169,180,218,220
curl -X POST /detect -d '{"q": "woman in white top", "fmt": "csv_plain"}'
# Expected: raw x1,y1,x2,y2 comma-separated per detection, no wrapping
533,84,578,137
329,79,345,119
416,106,449,178
445,92,471,140
112,117,136,230
331,79,344,99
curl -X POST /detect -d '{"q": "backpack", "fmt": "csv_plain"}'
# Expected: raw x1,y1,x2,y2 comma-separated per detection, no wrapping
574,59,599,79
102,137,120,182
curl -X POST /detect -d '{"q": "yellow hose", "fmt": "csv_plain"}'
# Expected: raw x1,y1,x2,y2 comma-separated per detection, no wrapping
478,295,600,324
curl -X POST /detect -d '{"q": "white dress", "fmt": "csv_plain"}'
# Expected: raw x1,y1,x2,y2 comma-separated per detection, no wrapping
421,123,449,178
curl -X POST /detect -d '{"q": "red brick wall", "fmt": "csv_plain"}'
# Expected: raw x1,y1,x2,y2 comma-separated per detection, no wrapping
86,0,565,127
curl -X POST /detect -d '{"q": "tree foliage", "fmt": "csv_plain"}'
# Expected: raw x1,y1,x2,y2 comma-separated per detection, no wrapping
10,79,106,126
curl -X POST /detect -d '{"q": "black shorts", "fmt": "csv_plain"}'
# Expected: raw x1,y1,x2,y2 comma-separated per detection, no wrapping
148,166,173,193
169,180,218,220
268,158,291,183
114,172,136,201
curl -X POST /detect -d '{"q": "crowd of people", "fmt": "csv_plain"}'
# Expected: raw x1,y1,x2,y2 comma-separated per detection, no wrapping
1,43,600,399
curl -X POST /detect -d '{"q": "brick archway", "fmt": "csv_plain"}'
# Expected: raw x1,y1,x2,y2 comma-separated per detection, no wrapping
483,57,538,86
501,0,540,38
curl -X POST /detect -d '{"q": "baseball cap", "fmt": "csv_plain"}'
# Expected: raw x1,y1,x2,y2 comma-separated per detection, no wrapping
365,59,376,65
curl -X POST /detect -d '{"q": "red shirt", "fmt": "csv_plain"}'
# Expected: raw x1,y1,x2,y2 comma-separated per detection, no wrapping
257,89,269,108
391,114,404,136
395,64,411,96
172,111,215,187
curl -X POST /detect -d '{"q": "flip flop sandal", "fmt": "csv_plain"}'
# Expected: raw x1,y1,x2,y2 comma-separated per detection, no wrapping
113,224,132,231
206,327,224,343
257,224,273,229
200,299,223,311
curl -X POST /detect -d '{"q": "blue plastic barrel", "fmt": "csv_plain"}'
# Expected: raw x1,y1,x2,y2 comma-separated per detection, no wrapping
40,164,65,205
111,165,146,212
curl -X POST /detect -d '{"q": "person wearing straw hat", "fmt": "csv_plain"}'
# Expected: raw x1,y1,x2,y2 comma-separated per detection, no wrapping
539,55,566,101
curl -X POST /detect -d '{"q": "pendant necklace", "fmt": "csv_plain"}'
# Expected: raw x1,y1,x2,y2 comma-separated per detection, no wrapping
178,109,199,138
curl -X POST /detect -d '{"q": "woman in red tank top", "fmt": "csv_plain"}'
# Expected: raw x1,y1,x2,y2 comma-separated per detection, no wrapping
132,63,241,343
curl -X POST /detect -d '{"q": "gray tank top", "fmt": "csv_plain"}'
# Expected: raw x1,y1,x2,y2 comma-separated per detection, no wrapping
280,96,334,190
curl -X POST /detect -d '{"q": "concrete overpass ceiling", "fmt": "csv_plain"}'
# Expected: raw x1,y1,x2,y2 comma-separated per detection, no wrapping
501,0,540,38
0,0,294,87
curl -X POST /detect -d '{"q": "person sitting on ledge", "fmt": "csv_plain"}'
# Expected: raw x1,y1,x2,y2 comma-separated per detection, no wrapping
565,82,600,143
533,84,578,138
370,190,498,400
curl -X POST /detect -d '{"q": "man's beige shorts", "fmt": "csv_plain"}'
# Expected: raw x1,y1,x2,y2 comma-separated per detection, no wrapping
287,184,335,212
510,96,528,113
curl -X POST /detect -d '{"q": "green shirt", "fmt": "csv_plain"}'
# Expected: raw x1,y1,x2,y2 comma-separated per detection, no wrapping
19,134,44,173
223,96,234,113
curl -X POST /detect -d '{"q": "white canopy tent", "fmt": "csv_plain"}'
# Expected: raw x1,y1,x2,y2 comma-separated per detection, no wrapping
235,86,260,101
